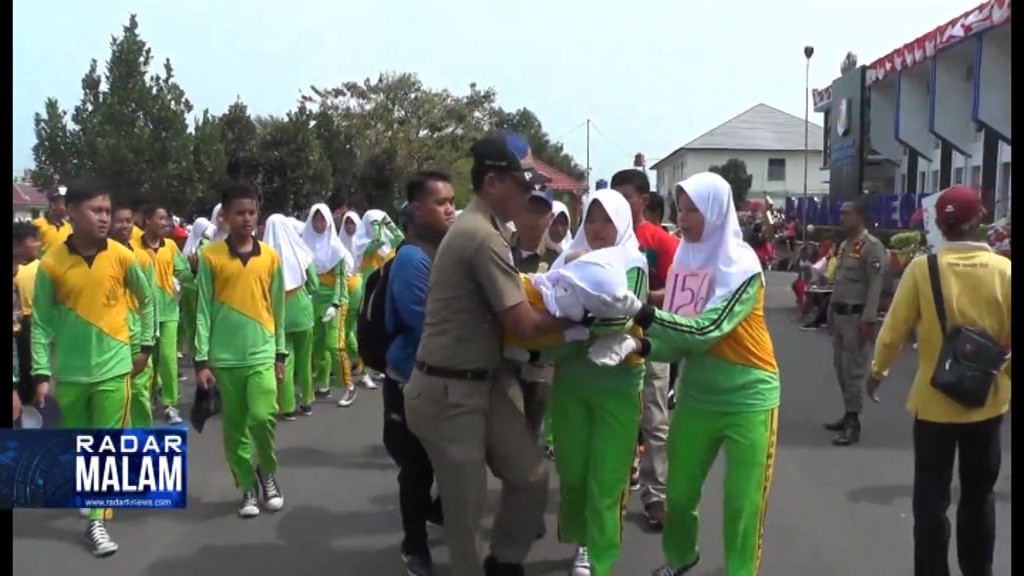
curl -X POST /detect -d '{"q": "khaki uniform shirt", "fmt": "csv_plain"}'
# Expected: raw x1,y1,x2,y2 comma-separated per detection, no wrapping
831,230,888,322
416,197,526,373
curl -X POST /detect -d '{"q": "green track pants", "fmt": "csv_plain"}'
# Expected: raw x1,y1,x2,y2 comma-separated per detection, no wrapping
662,404,779,576
215,365,279,492
280,329,314,411
549,381,641,576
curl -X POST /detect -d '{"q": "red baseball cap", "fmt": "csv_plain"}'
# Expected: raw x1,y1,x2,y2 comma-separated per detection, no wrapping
935,185,985,227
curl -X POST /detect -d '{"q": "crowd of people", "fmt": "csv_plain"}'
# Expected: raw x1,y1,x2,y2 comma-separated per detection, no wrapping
10,130,1010,576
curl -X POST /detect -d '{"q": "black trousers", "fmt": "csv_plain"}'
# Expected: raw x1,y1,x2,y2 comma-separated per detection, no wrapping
15,317,33,403
913,416,1003,576
382,375,439,557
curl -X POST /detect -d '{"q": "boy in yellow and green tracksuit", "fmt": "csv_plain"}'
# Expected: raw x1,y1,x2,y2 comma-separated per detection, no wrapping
195,183,287,519
110,204,160,428
31,182,155,557
133,204,192,425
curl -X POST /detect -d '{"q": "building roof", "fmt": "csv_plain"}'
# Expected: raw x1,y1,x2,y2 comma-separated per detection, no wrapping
535,158,587,194
12,182,48,208
650,104,824,170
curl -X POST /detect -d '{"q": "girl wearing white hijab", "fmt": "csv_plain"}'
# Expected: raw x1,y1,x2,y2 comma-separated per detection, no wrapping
586,172,779,576
334,211,363,382
533,189,650,576
352,209,404,276
263,214,320,418
544,200,574,254
179,218,215,358
301,204,359,407
338,211,360,256
209,204,229,242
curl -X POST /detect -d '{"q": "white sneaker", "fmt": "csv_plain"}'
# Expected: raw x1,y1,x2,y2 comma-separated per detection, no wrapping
86,520,119,557
79,508,91,519
571,546,591,576
361,374,377,389
238,491,260,518
337,387,357,407
258,469,284,512
164,406,183,425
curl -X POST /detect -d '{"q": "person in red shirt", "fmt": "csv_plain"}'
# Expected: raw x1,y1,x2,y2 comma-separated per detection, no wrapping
610,169,680,530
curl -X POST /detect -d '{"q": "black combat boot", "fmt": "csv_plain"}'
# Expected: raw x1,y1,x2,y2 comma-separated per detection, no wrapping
832,415,861,446
823,414,849,431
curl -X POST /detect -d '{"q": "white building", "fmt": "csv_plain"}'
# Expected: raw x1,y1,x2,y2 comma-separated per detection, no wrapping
650,103,826,202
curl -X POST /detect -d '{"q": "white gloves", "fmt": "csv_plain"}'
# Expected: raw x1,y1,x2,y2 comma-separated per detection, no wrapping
587,334,642,367
577,290,644,320
172,278,181,294
321,306,338,323
563,326,590,342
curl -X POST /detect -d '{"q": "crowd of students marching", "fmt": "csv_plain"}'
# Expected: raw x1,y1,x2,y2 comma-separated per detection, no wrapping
11,181,405,557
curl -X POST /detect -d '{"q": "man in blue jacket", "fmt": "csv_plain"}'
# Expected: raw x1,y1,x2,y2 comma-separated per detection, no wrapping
384,170,458,576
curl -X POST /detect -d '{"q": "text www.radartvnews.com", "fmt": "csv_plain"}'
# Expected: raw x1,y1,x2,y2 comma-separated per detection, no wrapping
81,499,173,507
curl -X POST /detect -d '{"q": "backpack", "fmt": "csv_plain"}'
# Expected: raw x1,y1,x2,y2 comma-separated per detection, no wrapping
356,244,403,374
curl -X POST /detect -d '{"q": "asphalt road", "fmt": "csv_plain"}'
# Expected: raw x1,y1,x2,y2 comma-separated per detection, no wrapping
13,271,1012,575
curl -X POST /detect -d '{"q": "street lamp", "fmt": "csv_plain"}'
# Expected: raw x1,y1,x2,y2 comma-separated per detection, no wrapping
802,45,815,241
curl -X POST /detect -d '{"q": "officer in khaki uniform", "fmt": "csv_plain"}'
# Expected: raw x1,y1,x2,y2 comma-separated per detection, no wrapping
509,189,558,443
825,198,887,446
404,132,571,576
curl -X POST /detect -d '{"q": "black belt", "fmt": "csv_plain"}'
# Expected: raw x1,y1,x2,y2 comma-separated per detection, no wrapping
414,361,490,382
831,303,865,316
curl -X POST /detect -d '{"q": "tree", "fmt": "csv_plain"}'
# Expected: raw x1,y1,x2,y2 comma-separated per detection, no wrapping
191,109,227,213
31,98,78,188
709,158,753,207
254,105,332,214
148,58,197,214
218,99,260,182
841,51,859,75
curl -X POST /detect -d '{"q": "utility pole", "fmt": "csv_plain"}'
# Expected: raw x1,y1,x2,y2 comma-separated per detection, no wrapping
802,45,815,241
585,119,591,189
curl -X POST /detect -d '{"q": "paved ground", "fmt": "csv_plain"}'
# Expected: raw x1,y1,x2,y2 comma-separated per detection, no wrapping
13,271,1012,575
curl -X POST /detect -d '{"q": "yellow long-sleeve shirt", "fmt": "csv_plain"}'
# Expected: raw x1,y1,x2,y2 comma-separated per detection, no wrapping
871,242,1011,424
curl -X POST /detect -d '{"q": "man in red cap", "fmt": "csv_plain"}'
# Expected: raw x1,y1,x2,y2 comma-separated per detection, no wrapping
867,184,1011,576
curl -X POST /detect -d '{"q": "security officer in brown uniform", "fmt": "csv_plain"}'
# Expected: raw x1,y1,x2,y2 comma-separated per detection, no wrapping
509,188,558,443
404,132,573,576
825,198,887,446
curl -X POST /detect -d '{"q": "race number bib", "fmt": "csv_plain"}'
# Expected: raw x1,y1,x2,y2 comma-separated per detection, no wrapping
664,267,714,317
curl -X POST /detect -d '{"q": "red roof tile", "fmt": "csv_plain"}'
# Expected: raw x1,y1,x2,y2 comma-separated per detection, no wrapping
12,183,48,208
534,158,587,194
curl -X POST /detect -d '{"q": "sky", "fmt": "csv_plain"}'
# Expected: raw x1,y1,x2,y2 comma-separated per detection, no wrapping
13,0,980,190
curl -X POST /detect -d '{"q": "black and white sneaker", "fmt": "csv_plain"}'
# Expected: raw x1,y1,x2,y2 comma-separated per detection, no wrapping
337,387,357,407
238,491,260,518
279,411,297,422
86,520,119,557
299,404,313,416
402,553,436,576
650,556,700,576
164,406,183,425
314,387,332,400
257,469,284,511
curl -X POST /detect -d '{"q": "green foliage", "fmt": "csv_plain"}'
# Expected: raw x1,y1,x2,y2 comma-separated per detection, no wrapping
30,15,584,217
708,159,753,207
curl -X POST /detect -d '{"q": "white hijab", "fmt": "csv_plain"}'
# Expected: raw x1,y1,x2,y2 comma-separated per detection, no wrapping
338,210,360,256
552,189,646,272
287,217,305,235
352,209,394,268
544,201,574,253
673,172,763,309
183,218,214,257
263,214,314,291
209,204,228,242
301,203,350,274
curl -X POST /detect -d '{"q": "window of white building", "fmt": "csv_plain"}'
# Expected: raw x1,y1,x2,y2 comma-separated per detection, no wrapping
767,158,786,181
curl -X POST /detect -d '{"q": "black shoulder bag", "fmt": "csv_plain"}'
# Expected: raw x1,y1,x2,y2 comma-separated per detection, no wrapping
926,255,1009,408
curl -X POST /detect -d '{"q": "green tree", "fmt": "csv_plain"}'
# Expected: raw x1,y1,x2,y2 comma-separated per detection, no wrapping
254,104,332,215
191,109,228,212
148,58,197,214
218,99,260,183
31,98,78,188
709,158,753,207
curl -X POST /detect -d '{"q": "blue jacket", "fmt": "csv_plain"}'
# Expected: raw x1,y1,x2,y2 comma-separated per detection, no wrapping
384,244,432,381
